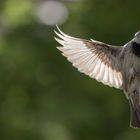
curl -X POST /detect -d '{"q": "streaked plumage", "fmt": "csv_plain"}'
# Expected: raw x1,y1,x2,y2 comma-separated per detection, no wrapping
54,26,140,128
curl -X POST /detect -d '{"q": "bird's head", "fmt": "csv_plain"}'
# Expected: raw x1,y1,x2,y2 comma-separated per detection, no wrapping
133,31,140,43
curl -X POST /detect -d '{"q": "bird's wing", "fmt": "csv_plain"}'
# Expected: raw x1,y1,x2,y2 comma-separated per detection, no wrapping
54,27,123,89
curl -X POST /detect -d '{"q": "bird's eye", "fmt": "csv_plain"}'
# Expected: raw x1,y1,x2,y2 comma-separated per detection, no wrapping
132,42,139,47
132,42,140,56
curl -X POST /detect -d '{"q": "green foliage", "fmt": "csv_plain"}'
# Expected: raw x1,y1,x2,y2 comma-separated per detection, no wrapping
0,0,140,140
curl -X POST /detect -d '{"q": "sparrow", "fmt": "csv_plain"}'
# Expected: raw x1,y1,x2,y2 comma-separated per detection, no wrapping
54,26,140,129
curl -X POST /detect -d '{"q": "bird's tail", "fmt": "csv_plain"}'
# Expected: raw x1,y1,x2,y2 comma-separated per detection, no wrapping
129,93,140,128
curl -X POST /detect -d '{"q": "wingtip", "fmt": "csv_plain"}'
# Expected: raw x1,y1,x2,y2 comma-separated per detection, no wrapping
54,37,65,45
54,25,66,40
55,24,59,30
54,30,59,36
54,25,69,38
56,46,61,50
54,25,78,40
54,36,58,41
55,25,62,34
56,47,65,53
54,25,61,36
54,30,63,38
54,25,59,34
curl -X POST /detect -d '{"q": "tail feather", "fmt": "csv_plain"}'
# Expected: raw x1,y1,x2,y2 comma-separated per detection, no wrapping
129,100,140,128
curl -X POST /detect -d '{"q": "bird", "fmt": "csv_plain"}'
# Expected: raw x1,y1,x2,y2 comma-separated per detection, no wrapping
54,26,140,129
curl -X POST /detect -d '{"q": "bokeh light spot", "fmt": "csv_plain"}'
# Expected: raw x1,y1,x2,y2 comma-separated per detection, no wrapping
35,1,69,26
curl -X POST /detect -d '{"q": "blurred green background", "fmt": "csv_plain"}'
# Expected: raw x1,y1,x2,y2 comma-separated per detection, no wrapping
0,0,140,140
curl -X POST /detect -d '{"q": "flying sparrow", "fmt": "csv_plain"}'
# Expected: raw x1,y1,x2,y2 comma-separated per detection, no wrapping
54,26,140,129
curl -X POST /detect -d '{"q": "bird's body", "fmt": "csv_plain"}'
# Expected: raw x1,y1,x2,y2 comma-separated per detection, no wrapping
121,43,140,128
54,27,140,128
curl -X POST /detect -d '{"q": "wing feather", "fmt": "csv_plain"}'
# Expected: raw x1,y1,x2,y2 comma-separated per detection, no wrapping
55,27,123,89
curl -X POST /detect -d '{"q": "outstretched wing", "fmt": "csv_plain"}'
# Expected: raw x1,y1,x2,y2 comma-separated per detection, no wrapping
54,27,123,89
